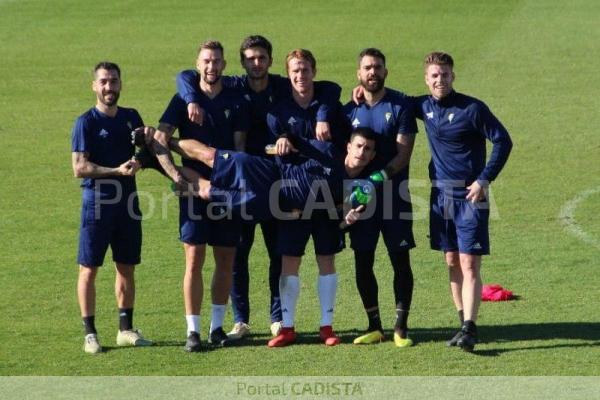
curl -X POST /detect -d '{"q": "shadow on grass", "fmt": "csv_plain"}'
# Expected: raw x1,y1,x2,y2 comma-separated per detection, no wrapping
131,323,599,354
102,340,222,353
412,322,600,356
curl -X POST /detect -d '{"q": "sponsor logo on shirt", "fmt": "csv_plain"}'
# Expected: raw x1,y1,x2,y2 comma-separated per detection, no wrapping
426,112,434,119
221,152,230,160
98,129,109,138
351,117,360,127
127,121,133,130
288,116,297,125
244,94,251,101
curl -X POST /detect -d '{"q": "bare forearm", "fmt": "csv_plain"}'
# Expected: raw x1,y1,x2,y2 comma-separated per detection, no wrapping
153,124,181,181
72,152,133,178
384,133,415,178
74,162,120,178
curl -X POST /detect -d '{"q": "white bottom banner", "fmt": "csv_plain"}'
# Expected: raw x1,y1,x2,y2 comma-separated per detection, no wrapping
1,376,598,399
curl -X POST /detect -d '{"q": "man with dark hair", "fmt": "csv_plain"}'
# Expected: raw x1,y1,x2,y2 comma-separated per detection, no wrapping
153,128,377,221
151,40,250,352
175,36,342,340
343,48,418,347
415,51,512,351
72,62,153,354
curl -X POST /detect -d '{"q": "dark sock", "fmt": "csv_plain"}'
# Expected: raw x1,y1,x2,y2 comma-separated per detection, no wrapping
458,309,464,325
82,316,97,335
119,308,133,331
394,309,409,338
366,308,383,333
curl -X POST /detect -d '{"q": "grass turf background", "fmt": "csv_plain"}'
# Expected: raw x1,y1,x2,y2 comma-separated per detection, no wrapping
1,0,599,375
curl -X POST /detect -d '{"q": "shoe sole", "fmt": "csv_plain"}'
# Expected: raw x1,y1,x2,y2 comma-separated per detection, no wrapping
116,341,153,347
268,341,295,348
268,337,296,347
353,333,384,345
84,348,102,354
226,332,249,340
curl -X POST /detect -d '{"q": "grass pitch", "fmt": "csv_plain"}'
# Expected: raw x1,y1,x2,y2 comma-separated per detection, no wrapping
0,0,599,376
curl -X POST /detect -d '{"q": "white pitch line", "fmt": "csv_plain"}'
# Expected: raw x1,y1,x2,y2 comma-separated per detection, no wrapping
558,186,600,251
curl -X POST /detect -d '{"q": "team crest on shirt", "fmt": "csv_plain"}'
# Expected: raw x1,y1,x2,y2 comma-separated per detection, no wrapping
269,96,273,103
221,152,230,160
426,112,434,119
323,167,331,175
98,129,109,138
351,118,360,127
127,121,133,130
385,112,392,123
244,94,251,101
288,116,297,125
448,113,455,123
224,109,231,119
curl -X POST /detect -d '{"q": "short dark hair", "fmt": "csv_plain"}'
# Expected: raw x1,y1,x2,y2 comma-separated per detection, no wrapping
285,48,316,72
93,61,120,78
198,40,224,56
239,35,273,62
358,48,386,66
424,51,454,69
350,127,377,143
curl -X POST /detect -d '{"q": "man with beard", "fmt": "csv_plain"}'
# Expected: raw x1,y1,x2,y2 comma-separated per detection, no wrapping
414,52,512,352
72,62,153,354
151,40,250,352
342,48,418,347
175,36,342,341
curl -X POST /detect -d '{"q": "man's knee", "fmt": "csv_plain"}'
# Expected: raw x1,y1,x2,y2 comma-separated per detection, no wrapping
445,251,460,269
79,265,98,282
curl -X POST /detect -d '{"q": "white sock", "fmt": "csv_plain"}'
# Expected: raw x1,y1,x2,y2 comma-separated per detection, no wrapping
318,273,338,327
186,315,200,335
209,304,226,333
279,275,300,328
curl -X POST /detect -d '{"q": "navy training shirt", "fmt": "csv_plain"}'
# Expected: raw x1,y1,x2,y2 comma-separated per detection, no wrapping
71,106,143,195
413,91,512,191
343,88,418,171
176,70,341,155
159,87,249,177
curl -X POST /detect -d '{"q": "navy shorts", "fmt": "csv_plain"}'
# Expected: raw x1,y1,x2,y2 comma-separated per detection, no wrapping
429,187,490,255
179,195,241,247
348,179,415,252
278,210,344,257
77,190,142,267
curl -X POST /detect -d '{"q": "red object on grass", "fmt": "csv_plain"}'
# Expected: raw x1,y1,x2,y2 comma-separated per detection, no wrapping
481,284,514,301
